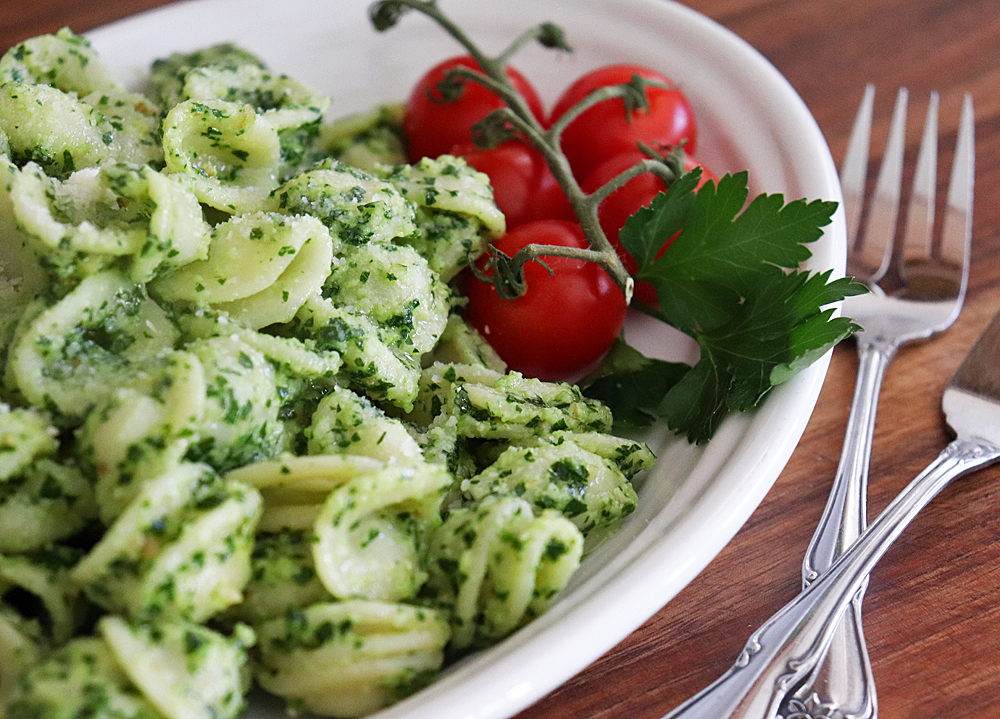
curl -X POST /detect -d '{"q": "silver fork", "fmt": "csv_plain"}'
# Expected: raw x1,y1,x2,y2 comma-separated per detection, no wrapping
656,88,974,719
781,86,973,719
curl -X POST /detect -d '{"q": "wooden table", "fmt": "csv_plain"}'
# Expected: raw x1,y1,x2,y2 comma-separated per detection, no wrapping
4,1,999,717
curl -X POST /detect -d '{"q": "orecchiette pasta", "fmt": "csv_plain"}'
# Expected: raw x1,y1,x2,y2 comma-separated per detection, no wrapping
183,336,288,472
0,604,44,703
70,462,262,623
234,529,331,622
0,547,83,646
425,496,583,649
99,616,253,719
215,229,334,329
3,637,164,719
0,31,655,719
0,160,47,347
0,29,122,96
162,99,283,214
153,213,323,304
460,439,640,536
226,453,386,532
0,403,58,481
293,294,424,410
79,90,163,168
378,155,505,237
178,316,342,380
407,361,614,442
253,600,450,718
0,459,97,552
6,270,179,423
318,104,407,172
0,84,119,175
421,312,508,372
4,160,207,285
312,462,450,602
0,29,164,172
148,43,267,111
11,163,149,258
275,164,416,246
77,349,207,522
306,385,424,465
165,63,330,133
383,159,500,281
322,240,450,358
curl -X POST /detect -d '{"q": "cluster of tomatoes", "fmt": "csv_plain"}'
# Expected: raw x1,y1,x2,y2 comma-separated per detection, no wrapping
402,56,715,381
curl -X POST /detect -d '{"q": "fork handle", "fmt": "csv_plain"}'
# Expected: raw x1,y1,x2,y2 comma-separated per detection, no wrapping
803,336,895,580
787,338,895,716
659,435,1000,719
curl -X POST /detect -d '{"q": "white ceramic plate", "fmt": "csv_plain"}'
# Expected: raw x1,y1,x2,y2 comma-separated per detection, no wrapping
86,1,846,718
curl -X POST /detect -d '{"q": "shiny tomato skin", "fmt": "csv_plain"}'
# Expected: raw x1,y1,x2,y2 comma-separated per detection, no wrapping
549,64,697,181
450,141,574,228
465,220,627,381
582,150,717,304
403,55,545,163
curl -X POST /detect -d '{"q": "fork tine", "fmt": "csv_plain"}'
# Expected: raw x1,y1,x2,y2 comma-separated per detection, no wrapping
901,92,939,267
856,87,908,283
939,93,975,284
841,83,875,249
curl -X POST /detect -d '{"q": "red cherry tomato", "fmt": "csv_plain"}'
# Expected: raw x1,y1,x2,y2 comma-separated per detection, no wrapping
549,63,697,181
465,220,627,381
582,150,717,304
403,55,545,163
450,141,574,228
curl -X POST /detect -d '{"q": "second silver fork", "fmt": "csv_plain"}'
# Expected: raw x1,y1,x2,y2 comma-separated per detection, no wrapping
781,86,974,719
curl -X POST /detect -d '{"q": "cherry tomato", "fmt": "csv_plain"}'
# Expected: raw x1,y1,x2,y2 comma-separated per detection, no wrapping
465,220,627,381
549,63,697,181
403,55,545,163
582,149,717,305
450,141,574,228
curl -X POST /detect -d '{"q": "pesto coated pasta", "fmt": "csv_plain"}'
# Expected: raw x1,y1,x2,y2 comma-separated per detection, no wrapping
0,29,656,719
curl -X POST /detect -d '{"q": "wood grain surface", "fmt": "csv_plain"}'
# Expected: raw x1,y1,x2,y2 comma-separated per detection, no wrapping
4,1,1000,717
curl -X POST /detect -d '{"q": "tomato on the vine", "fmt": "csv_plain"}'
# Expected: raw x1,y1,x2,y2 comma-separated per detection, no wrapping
549,63,697,181
465,220,627,381
450,141,574,228
582,149,717,305
402,55,545,163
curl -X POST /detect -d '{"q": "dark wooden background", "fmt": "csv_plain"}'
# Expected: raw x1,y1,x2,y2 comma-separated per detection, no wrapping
4,0,1000,717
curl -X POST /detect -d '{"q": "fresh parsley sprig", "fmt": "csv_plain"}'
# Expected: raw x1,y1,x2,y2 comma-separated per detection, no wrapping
586,170,866,442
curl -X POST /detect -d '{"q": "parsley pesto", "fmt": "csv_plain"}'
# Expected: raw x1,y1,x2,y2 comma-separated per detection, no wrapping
0,29,655,719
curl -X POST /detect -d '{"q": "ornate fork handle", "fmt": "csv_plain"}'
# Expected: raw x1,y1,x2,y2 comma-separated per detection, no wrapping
660,436,1000,719
804,336,897,584
788,335,895,718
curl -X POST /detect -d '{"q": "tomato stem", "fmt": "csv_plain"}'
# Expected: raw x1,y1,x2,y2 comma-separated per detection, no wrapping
496,23,571,66
511,242,632,297
586,155,679,206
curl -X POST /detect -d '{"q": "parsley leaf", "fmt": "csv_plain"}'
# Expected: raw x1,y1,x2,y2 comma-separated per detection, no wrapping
582,339,690,431
593,170,866,443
